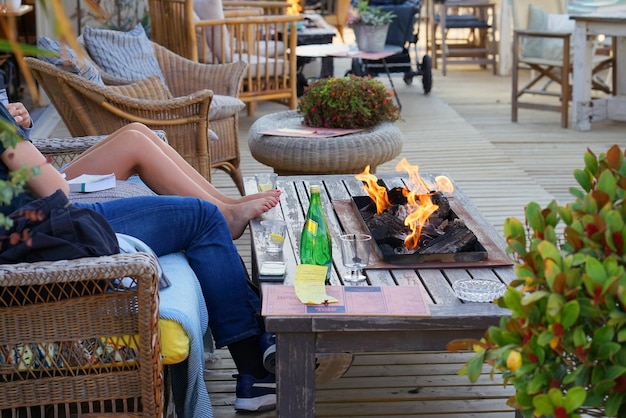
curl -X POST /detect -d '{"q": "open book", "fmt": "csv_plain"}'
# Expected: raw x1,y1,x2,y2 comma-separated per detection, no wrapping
67,173,116,193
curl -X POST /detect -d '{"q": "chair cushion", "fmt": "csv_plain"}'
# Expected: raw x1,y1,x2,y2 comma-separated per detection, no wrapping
37,37,104,85
210,94,245,120
521,5,573,62
82,24,167,85
107,76,174,100
194,0,231,61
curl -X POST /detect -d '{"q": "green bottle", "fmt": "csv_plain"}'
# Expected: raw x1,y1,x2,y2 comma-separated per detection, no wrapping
300,185,332,284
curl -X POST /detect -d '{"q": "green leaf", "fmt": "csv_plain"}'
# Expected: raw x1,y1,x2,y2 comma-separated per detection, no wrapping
574,168,593,192
466,350,485,382
563,386,586,413
547,387,564,407
597,169,618,200
526,202,545,232
504,288,524,315
605,393,624,417
504,217,525,240
538,330,556,346
532,393,554,416
595,325,616,343
547,293,565,318
521,290,549,306
584,149,599,176
586,256,607,283
538,241,562,267
618,328,626,343
561,300,580,329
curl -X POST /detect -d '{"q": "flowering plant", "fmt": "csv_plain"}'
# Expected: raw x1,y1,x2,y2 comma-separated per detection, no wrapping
448,144,626,418
297,75,400,129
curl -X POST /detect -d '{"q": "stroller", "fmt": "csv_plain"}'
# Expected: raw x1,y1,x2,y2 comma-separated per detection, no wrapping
349,0,432,94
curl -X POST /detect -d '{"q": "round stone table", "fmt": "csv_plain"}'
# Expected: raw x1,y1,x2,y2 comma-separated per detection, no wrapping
248,111,403,175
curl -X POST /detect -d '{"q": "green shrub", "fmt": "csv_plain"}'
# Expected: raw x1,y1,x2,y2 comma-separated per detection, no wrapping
449,144,626,418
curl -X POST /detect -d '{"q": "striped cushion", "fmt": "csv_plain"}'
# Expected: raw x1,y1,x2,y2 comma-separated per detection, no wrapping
82,24,166,84
37,37,104,85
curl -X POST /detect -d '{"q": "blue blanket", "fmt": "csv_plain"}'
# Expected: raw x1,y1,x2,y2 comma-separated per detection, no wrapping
159,252,213,418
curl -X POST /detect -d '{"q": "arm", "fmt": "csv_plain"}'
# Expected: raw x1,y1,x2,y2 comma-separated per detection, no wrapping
1,140,69,198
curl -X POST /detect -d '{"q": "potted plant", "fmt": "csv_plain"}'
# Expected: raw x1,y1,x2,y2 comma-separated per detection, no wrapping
349,0,396,52
297,74,400,129
448,144,626,418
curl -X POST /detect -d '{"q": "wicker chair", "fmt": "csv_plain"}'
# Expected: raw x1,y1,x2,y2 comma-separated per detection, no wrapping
0,252,163,417
25,44,248,194
148,0,303,116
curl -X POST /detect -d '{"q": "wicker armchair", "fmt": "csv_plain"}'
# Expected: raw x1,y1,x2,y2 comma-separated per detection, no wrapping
25,44,248,194
0,253,163,417
148,0,302,116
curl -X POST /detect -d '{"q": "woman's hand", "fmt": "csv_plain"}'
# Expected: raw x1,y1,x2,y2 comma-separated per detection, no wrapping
5,102,32,129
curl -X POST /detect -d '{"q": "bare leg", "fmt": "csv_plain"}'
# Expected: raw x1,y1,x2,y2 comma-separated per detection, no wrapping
69,123,279,204
62,124,278,239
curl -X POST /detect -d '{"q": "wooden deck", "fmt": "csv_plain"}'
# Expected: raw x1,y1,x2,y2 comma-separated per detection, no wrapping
42,47,626,417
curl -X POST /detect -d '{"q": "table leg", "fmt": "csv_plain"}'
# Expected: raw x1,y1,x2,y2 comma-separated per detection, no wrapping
276,332,316,418
320,56,335,78
381,59,402,111
572,21,594,131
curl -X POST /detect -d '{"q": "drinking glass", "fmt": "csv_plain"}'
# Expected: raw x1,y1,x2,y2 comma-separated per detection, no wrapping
339,234,371,282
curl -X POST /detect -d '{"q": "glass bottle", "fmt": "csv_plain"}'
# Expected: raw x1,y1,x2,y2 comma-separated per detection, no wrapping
300,185,332,284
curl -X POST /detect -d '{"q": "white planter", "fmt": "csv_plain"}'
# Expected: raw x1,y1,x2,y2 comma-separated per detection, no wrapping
353,23,389,53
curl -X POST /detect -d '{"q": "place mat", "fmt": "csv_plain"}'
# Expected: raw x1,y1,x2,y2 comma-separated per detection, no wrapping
332,199,514,269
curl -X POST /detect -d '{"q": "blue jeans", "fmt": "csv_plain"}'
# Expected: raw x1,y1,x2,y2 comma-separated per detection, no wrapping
75,196,262,348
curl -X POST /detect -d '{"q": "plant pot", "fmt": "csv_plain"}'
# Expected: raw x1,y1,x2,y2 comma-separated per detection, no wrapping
353,23,389,53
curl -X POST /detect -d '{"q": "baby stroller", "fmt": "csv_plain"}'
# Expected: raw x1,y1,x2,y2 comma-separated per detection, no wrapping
349,0,432,94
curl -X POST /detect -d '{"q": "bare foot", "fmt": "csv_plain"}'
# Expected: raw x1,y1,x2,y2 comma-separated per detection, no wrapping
223,195,279,239
239,189,281,203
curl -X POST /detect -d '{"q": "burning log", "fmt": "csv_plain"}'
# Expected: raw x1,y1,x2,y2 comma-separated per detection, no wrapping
354,159,487,263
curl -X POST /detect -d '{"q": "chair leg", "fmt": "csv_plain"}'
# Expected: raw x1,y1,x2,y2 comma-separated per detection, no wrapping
511,36,519,123
560,62,569,129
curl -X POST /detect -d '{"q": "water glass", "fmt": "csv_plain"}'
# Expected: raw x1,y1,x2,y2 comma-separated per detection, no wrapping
255,172,278,192
339,234,372,282
261,220,287,253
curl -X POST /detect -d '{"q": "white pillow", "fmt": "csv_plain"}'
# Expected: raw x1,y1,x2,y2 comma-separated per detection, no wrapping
210,94,245,120
193,0,232,63
82,24,167,84
520,5,573,62
544,13,574,61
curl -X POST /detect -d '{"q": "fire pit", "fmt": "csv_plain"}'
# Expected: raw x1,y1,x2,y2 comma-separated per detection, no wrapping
352,192,488,264
344,159,493,266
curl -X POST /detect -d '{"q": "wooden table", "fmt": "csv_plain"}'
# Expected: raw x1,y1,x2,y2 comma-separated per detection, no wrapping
245,174,515,418
571,11,626,131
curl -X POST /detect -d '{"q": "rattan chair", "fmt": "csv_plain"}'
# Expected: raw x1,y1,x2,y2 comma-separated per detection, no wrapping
25,44,248,194
148,0,303,116
0,252,163,417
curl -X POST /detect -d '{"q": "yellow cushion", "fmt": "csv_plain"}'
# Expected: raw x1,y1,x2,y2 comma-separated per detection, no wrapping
160,319,190,365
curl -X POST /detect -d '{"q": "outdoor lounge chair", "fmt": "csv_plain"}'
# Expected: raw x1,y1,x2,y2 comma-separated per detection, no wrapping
25,43,247,194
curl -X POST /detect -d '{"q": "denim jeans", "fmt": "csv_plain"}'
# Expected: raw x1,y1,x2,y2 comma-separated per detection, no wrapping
75,195,262,348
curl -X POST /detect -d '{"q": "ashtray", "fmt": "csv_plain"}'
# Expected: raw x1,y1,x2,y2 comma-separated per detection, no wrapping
452,279,506,303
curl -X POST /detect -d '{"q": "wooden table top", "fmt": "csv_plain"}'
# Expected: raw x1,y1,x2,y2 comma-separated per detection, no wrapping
245,174,516,320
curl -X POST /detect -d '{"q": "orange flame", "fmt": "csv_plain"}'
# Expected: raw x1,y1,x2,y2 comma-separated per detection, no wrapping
356,159,454,250
286,0,302,15
355,165,393,214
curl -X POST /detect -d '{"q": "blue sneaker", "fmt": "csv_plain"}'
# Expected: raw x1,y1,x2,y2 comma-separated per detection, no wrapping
259,332,276,374
234,373,276,412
